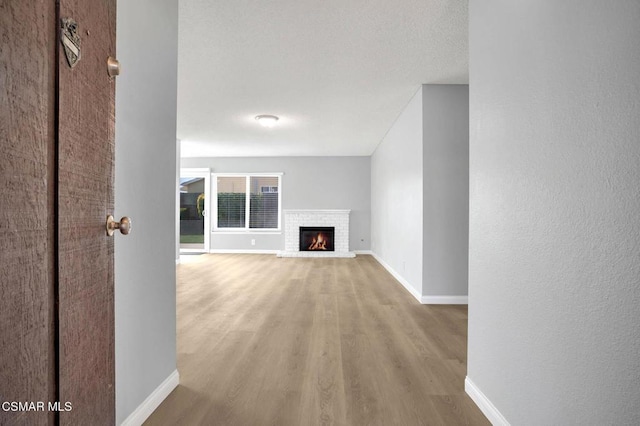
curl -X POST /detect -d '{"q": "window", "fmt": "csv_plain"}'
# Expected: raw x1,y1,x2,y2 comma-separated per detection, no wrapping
214,174,281,231
216,176,246,228
260,186,278,193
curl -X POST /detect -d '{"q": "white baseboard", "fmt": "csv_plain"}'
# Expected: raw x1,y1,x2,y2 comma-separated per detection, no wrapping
370,253,468,305
465,376,510,426
354,250,373,255
121,370,180,426
209,249,279,254
370,252,422,303
421,295,468,304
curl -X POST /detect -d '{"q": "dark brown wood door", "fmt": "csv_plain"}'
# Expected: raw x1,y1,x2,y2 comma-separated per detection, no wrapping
1,1,57,425
1,0,116,424
57,0,116,424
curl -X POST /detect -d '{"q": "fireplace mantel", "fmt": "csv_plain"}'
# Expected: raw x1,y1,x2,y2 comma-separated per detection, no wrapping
277,209,356,258
283,209,352,214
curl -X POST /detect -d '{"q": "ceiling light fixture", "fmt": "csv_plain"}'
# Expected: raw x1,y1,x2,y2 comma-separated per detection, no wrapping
255,114,279,128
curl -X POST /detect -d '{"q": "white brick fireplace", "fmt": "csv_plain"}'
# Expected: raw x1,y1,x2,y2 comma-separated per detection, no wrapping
277,209,356,258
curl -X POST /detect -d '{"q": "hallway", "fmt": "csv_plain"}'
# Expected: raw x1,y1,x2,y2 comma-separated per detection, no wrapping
146,254,488,425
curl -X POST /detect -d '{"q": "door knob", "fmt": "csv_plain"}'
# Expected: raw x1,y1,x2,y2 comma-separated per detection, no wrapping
106,215,132,236
107,56,120,77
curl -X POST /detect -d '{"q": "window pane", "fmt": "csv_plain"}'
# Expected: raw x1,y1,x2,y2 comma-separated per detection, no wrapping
217,177,246,228
249,176,279,229
179,177,205,248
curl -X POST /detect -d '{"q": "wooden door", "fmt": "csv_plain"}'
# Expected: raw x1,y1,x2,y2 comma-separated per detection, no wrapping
0,1,58,425
1,0,117,424
57,0,116,423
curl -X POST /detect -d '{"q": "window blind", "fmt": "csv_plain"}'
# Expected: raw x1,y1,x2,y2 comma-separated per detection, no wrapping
216,176,246,228
249,176,279,229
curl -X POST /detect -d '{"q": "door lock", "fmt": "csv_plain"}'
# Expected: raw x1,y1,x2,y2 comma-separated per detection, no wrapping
106,215,132,236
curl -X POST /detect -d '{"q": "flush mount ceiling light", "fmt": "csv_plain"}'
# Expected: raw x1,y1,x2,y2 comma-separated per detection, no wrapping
255,114,279,128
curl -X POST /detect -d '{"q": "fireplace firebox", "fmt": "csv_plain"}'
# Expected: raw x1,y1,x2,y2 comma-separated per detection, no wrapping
299,227,335,251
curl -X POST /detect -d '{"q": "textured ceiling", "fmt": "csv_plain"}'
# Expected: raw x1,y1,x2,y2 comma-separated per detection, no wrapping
178,0,468,157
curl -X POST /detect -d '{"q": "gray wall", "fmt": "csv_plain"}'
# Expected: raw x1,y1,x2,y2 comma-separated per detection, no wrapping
422,85,469,297
371,88,423,296
181,156,371,251
115,0,178,423
468,1,640,424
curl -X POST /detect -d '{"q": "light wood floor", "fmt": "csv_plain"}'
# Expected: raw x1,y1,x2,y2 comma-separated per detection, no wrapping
145,254,489,426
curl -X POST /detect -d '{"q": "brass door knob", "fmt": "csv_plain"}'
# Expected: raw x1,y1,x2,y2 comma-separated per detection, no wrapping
107,56,120,77
106,215,132,236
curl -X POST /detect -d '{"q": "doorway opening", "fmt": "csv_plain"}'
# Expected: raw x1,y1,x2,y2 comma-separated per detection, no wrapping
180,169,210,253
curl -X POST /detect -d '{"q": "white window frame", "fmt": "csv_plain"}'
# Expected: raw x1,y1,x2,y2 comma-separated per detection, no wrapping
212,173,283,232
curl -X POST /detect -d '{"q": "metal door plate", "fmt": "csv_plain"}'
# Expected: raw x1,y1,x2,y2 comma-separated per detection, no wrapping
61,18,81,68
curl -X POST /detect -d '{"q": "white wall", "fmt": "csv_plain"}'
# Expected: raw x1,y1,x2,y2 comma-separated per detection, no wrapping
468,1,640,424
423,85,469,299
115,0,178,423
181,156,371,252
371,88,423,297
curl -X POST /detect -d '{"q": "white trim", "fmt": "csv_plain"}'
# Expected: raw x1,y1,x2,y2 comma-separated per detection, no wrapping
175,258,180,265
421,295,468,305
370,252,468,305
204,173,211,251
209,249,279,254
354,250,373,255
465,377,510,426
370,252,422,303
121,370,180,426
277,175,282,230
180,248,208,254
211,231,282,235
283,209,351,214
245,176,251,230
210,172,284,177
180,167,210,175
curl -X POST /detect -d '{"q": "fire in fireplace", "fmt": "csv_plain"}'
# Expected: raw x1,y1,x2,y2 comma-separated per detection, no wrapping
299,227,335,251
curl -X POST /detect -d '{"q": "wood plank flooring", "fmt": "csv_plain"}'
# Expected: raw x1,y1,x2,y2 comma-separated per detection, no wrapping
145,254,489,426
